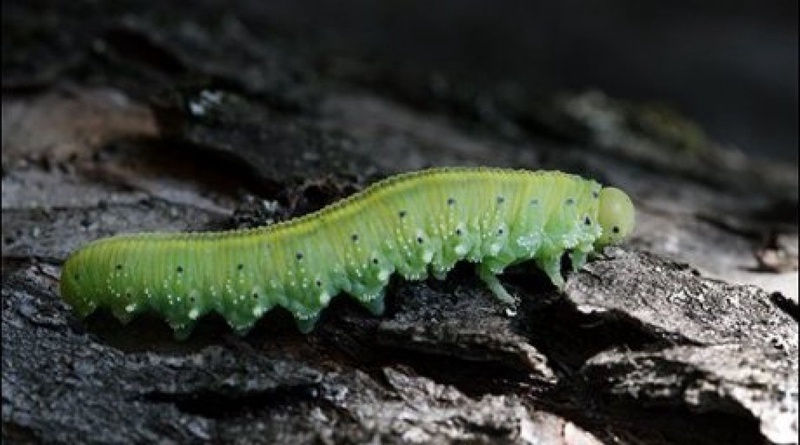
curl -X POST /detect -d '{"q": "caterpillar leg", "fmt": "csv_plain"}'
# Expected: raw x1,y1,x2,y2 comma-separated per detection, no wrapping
360,291,386,316
171,322,197,341
535,254,565,290
111,307,137,325
569,250,589,273
431,269,448,281
232,325,254,337
476,264,515,304
295,313,321,334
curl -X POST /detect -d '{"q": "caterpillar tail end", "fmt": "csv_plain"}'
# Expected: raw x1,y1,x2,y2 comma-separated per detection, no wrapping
67,299,98,320
60,255,98,319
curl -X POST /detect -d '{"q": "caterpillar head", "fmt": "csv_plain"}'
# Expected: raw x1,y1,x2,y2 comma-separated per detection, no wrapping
595,187,635,247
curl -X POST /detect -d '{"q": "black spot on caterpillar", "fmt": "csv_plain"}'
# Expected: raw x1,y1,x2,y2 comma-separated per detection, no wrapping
60,167,635,339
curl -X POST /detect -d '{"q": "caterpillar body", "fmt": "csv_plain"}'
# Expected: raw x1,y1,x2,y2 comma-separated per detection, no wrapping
60,167,635,339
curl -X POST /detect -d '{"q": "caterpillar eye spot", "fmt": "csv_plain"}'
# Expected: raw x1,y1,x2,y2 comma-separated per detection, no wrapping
176,266,184,273
315,280,322,287
190,295,196,303
584,216,591,225
116,264,123,270
612,226,620,234
351,234,359,242
447,198,456,206
497,196,505,204
455,229,463,236
593,191,600,199
252,293,259,299
237,264,244,270
398,210,407,218
416,236,424,244
566,198,575,206
296,253,303,261
530,199,539,205
372,258,379,265
497,228,504,235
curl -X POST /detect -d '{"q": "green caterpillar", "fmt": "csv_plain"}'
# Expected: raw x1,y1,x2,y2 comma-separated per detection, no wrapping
60,167,635,339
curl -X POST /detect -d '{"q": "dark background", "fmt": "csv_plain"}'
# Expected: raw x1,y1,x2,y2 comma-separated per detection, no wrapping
250,0,798,163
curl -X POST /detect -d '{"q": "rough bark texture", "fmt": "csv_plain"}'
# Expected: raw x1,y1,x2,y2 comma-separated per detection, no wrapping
2,1,797,444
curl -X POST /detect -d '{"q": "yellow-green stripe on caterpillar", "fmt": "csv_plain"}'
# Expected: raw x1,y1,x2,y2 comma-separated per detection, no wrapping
60,167,635,339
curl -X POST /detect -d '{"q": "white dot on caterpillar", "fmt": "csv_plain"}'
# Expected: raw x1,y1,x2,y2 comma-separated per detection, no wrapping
188,308,200,320
319,292,331,305
125,303,136,313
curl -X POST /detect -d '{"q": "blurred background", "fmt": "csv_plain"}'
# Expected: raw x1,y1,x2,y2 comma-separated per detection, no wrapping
249,0,798,163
